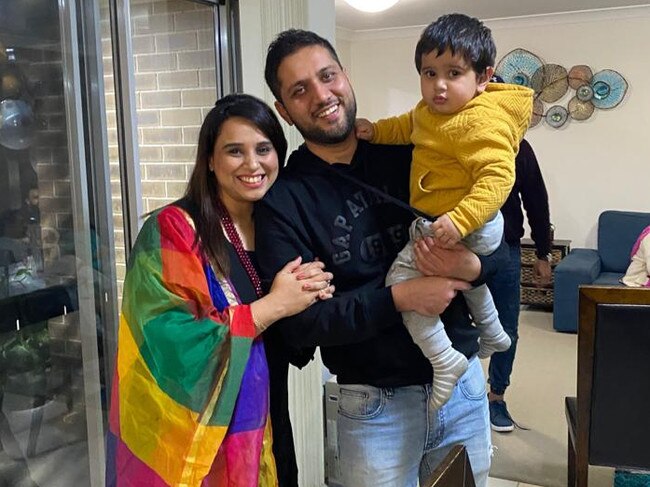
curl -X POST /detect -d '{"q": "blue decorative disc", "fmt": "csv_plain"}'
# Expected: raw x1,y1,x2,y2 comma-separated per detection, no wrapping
513,74,529,86
592,81,610,100
576,84,594,102
545,105,569,128
590,70,628,109
495,49,544,90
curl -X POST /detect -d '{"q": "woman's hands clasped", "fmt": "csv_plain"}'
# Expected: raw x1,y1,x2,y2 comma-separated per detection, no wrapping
250,256,334,334
270,257,335,313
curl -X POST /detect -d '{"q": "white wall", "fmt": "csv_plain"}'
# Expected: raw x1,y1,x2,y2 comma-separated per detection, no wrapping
335,35,352,71
239,0,266,98
340,7,650,248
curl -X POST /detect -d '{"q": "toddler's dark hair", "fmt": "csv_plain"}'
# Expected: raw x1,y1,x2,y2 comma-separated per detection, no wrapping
415,14,495,75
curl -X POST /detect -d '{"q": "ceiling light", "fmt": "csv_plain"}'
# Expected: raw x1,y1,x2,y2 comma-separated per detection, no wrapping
343,0,400,13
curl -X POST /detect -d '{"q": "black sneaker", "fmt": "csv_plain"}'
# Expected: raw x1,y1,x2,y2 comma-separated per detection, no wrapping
489,400,515,432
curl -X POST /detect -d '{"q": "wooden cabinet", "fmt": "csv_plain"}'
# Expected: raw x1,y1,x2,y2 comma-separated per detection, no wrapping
520,238,571,308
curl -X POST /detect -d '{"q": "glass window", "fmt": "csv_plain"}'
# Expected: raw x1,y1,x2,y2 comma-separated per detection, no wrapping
0,0,233,484
0,2,107,484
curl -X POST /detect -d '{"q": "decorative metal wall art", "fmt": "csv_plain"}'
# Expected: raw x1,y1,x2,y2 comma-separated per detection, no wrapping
495,48,628,129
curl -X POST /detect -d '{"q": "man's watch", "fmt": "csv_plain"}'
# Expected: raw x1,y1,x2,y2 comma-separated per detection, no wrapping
537,253,552,262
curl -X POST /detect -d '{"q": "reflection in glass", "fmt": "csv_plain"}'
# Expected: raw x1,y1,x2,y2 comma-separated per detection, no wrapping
0,1,102,485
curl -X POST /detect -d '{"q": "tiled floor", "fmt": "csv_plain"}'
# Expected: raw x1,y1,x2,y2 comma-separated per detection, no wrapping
488,477,543,487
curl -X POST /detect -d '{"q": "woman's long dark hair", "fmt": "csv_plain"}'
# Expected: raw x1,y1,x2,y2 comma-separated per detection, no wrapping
184,93,287,275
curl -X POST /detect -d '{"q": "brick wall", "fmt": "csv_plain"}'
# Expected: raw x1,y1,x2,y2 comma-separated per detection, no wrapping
101,0,218,296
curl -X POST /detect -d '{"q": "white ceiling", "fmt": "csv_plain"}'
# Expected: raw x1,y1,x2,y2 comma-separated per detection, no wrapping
335,0,650,31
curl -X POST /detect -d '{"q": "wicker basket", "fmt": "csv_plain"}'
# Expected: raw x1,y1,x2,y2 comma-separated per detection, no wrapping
521,247,564,266
521,286,554,307
521,266,555,285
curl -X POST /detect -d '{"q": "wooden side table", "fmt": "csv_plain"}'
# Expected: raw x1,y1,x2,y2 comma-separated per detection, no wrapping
520,238,571,308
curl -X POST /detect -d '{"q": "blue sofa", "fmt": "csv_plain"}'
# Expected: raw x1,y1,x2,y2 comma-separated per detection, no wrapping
553,210,650,332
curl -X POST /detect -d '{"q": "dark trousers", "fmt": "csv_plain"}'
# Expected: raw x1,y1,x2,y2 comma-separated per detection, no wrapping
486,243,521,396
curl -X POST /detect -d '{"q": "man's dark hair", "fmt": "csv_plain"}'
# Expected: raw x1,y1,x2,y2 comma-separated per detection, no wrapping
414,14,495,75
265,29,341,102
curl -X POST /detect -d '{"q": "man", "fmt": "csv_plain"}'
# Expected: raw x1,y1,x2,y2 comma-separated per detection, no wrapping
486,138,552,432
256,29,505,487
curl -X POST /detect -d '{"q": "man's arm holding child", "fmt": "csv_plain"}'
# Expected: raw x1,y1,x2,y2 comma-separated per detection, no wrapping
414,234,509,285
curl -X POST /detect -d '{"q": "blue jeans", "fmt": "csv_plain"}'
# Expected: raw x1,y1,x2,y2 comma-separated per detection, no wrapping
336,357,491,487
486,243,521,395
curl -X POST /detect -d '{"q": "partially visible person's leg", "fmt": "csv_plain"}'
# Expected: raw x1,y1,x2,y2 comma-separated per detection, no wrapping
337,384,427,487
462,213,511,358
418,357,492,487
462,284,511,358
486,243,521,431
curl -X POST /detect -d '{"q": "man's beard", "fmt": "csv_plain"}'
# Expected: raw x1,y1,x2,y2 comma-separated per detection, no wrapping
294,97,357,145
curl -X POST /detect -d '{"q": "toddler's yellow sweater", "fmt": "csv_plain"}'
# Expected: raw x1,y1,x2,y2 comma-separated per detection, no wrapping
372,83,533,237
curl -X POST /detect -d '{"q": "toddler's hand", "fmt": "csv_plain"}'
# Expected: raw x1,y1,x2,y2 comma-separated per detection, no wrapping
355,118,374,141
431,214,462,248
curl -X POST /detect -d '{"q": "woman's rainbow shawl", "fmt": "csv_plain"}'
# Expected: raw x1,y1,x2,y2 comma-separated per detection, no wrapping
106,206,278,486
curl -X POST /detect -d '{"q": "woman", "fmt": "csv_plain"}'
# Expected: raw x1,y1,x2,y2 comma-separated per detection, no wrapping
106,94,333,486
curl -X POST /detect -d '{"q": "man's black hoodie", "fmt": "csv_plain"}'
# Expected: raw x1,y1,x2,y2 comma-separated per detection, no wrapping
256,141,504,387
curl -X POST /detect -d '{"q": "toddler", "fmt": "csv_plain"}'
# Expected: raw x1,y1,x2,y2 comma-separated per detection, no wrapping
357,13,533,408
